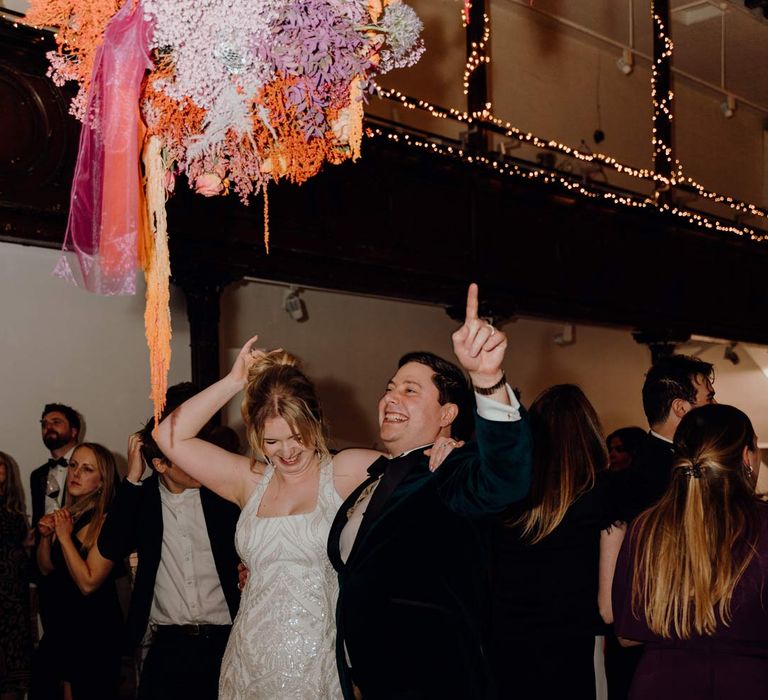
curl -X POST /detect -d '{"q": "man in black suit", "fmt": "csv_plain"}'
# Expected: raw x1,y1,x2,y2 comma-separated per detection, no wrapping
327,284,532,700
626,354,715,517
29,403,82,640
30,403,81,528
98,384,240,700
604,354,716,700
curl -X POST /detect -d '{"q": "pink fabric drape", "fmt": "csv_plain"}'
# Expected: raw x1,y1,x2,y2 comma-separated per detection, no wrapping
56,0,153,295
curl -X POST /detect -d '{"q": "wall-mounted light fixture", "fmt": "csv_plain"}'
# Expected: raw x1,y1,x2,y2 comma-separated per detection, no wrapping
724,342,740,365
616,47,634,75
720,94,736,118
283,286,307,322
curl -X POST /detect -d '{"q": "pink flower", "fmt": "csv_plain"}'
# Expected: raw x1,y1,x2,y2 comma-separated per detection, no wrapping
194,173,224,197
163,169,176,194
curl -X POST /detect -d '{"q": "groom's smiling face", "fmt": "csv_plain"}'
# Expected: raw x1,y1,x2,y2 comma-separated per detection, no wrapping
378,362,452,456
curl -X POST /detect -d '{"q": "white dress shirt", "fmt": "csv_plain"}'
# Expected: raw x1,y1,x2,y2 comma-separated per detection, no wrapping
44,447,75,515
650,429,673,444
149,482,231,626
339,385,521,563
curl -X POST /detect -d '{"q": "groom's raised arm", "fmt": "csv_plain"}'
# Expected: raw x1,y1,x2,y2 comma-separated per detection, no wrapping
438,284,532,516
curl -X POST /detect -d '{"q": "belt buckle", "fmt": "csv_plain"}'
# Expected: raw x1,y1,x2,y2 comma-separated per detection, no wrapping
187,624,204,636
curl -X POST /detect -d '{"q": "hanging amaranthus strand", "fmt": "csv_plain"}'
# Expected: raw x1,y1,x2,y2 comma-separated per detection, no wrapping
28,0,425,412
142,135,172,423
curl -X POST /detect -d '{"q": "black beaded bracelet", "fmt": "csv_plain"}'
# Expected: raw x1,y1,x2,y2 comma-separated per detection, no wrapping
473,373,507,396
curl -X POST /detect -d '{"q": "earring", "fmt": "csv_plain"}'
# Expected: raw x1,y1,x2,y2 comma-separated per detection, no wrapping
744,462,754,476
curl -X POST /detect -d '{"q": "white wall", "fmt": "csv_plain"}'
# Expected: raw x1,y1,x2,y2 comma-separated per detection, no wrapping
219,280,654,451
5,242,768,512
0,242,192,507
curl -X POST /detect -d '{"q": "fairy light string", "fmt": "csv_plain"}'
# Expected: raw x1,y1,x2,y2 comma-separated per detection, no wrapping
463,12,490,96
366,123,767,242
651,8,682,184
371,0,766,240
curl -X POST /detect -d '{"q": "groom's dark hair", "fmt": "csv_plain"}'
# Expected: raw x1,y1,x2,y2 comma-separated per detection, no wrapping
139,382,200,469
398,352,475,442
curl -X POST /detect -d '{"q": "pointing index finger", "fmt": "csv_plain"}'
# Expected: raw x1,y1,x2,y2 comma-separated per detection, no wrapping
465,283,479,322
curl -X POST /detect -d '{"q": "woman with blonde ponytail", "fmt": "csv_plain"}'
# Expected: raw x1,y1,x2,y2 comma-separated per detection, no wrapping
613,404,768,699
155,336,460,699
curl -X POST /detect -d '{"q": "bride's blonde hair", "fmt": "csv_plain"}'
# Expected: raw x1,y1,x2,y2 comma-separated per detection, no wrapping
241,350,330,465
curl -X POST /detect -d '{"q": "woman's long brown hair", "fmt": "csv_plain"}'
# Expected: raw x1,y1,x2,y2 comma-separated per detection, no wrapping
64,442,118,552
0,451,27,517
631,404,761,638
514,384,608,543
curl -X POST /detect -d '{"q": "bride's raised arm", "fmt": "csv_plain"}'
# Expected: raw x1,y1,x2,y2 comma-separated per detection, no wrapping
154,335,263,506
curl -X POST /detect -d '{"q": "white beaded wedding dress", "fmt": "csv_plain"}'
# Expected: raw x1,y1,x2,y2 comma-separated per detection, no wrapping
218,460,344,699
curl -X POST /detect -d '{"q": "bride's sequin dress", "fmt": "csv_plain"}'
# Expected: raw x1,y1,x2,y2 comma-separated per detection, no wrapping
219,460,344,699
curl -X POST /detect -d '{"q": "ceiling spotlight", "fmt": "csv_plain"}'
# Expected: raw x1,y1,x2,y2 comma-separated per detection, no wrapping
616,47,634,76
724,343,740,365
720,94,736,119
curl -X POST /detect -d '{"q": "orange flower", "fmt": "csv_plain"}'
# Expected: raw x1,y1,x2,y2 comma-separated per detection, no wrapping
368,0,383,22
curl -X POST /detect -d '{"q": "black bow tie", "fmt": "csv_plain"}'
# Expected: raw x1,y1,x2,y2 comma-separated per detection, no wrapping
367,455,389,479
366,447,433,480
48,457,68,468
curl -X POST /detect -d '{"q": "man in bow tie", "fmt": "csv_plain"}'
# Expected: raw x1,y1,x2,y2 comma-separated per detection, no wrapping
29,403,83,641
327,284,532,700
30,403,82,528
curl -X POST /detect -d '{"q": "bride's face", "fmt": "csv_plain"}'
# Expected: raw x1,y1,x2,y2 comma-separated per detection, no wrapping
261,416,317,474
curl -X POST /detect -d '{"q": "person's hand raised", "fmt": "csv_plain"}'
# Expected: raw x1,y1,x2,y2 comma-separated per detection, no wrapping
451,283,507,386
127,433,145,482
227,335,268,387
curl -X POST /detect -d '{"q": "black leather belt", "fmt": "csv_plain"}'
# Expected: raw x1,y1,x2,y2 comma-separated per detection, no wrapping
155,624,231,637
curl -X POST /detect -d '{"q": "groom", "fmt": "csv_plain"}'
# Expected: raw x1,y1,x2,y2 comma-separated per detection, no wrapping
328,284,532,699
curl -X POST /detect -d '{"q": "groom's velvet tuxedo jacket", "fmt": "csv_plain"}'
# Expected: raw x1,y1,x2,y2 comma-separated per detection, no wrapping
97,473,241,651
328,410,532,700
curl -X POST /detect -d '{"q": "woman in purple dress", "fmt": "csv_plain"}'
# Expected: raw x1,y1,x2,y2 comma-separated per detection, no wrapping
612,404,768,699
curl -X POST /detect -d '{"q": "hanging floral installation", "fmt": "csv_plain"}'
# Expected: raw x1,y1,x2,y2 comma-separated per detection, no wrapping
25,0,424,418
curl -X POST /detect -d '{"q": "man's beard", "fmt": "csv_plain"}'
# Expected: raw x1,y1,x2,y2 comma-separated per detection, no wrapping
43,432,72,451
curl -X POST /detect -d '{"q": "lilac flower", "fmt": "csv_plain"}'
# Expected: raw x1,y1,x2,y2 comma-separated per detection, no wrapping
253,0,374,140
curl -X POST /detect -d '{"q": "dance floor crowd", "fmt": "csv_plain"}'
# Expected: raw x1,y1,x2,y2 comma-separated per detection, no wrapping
1,287,767,700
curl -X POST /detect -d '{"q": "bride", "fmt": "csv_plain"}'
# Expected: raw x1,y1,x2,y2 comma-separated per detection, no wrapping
155,339,459,698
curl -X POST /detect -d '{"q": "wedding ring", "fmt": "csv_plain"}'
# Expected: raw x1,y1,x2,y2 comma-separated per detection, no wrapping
486,322,496,336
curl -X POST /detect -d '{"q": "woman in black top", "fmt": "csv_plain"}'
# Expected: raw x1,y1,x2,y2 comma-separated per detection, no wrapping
490,385,625,700
33,443,122,700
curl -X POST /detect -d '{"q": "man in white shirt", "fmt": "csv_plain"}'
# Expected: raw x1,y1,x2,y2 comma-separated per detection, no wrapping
98,384,241,700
